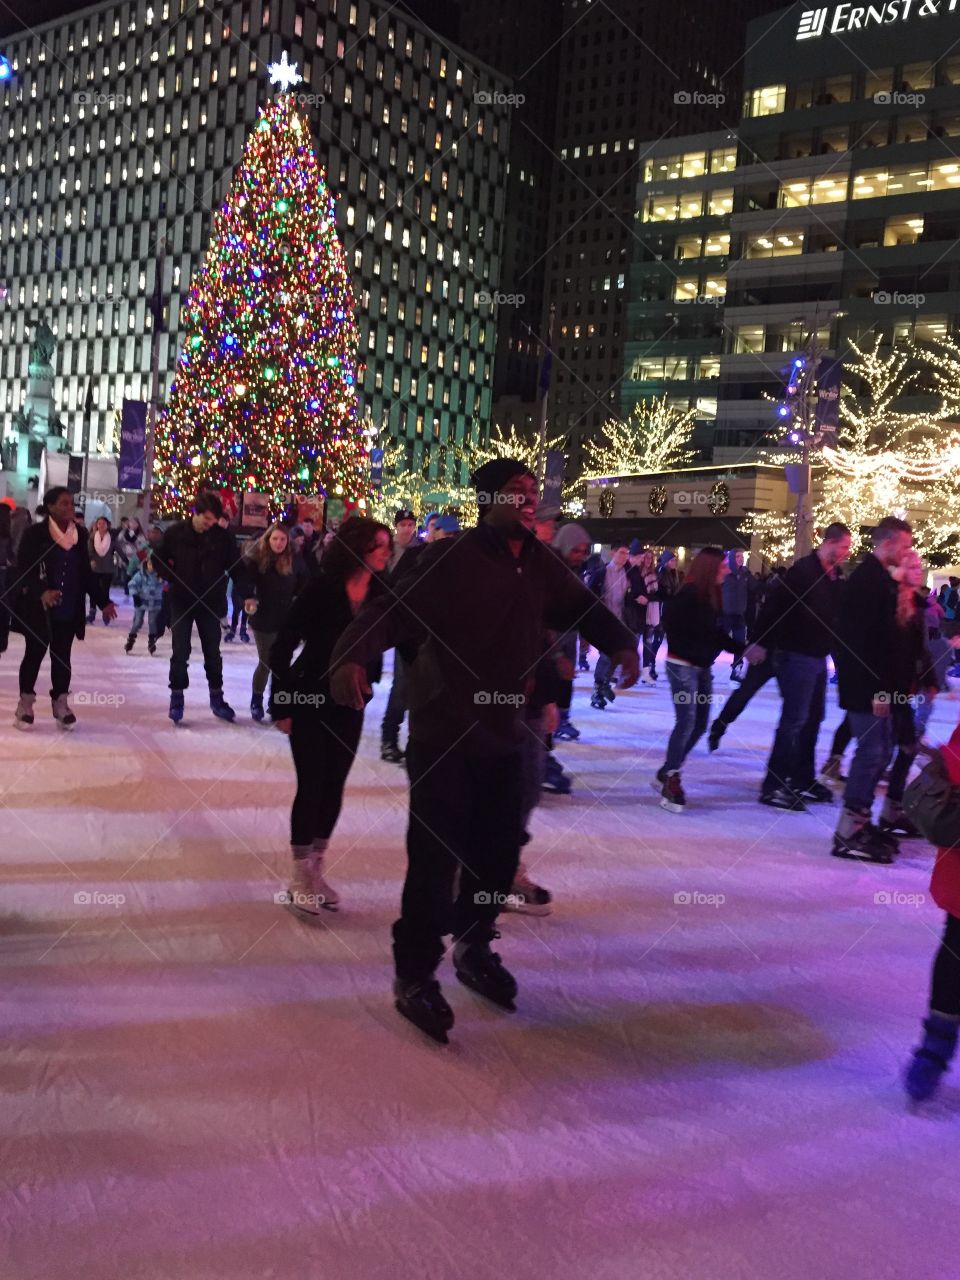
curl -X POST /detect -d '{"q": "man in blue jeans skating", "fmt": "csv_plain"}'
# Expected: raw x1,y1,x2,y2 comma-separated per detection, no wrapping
832,516,914,862
747,522,852,811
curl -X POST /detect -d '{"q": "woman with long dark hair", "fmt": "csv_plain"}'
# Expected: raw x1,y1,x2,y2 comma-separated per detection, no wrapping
87,516,115,624
656,547,744,813
270,516,392,915
241,524,304,722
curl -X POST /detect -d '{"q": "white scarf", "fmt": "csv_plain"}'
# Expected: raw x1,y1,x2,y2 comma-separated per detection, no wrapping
93,530,111,557
48,517,79,551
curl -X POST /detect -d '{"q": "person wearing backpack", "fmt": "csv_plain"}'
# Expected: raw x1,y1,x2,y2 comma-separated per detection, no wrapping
904,720,960,1101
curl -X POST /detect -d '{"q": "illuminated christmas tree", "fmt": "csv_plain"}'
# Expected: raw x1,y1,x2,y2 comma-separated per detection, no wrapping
153,73,365,516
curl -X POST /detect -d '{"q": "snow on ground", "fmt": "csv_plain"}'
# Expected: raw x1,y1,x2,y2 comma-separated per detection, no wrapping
2,594,958,1280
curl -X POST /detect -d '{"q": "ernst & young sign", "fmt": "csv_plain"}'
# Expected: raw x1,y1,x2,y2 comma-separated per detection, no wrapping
798,0,960,40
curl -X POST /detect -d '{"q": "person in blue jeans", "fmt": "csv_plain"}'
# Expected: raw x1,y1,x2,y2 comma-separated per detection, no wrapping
832,516,915,863
656,547,747,814
746,523,852,811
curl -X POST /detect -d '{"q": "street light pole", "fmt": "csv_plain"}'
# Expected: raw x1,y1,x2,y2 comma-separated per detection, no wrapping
790,325,824,561
536,303,555,485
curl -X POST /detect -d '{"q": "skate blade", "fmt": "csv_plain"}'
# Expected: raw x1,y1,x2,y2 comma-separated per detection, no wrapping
394,1000,450,1044
503,902,552,918
454,970,516,1011
282,899,338,923
830,845,894,865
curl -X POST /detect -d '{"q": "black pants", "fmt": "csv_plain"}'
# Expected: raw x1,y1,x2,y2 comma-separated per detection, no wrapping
393,740,525,983
886,703,918,806
714,656,774,729
168,600,224,692
288,704,365,847
20,617,75,697
381,654,408,744
931,913,960,1017
229,594,248,637
830,714,852,758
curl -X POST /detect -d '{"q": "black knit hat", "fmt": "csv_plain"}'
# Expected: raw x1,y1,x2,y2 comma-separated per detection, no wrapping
470,458,535,518
394,508,415,524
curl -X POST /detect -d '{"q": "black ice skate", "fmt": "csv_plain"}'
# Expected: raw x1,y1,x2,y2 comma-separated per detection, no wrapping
394,978,455,1044
453,934,518,1010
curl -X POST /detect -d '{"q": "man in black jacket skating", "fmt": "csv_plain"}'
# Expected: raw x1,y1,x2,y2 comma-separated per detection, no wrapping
154,491,241,724
330,459,638,1042
748,522,851,810
832,516,913,862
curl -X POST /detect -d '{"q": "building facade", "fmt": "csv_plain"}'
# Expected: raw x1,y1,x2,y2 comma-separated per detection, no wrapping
624,0,960,461
540,0,785,475
0,0,510,489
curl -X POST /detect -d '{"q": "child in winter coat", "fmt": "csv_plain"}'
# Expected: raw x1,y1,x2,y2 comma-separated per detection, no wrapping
905,720,960,1101
125,557,165,654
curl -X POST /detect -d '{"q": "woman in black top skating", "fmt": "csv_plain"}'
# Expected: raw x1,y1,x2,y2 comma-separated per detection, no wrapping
270,517,391,916
657,547,743,814
240,524,306,722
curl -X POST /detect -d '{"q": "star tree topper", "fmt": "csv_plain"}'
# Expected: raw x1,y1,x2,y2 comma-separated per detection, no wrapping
268,51,303,93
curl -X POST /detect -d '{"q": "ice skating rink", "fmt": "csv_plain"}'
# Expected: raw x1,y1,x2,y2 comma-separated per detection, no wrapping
2,602,958,1280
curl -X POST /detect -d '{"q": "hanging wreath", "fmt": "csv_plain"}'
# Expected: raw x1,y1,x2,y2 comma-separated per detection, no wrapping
648,485,667,515
709,481,730,516
599,488,616,517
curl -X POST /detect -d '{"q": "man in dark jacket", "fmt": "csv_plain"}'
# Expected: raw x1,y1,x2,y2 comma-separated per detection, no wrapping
720,549,752,681
329,459,638,1043
748,522,851,811
154,491,241,724
380,508,424,763
832,516,913,862
10,486,116,729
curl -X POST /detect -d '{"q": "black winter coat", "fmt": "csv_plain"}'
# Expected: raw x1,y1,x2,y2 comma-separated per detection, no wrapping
154,519,240,614
752,550,844,659
269,571,386,719
835,553,901,712
332,521,637,756
663,583,742,669
243,560,305,633
9,520,109,642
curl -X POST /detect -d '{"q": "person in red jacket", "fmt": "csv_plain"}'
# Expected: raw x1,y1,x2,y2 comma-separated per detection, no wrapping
904,721,960,1101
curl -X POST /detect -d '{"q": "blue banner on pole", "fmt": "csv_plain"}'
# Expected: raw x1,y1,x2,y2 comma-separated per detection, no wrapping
370,446,384,489
118,399,147,489
814,358,842,446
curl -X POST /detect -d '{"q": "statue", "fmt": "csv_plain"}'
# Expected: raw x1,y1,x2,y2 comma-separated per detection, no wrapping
29,318,57,370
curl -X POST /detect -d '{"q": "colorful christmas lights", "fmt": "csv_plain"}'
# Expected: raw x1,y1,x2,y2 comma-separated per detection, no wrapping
153,93,367,517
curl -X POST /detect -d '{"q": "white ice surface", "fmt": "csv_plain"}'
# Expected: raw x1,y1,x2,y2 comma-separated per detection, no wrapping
2,600,958,1280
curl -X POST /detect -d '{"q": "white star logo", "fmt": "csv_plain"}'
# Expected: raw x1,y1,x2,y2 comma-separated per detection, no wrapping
268,52,303,93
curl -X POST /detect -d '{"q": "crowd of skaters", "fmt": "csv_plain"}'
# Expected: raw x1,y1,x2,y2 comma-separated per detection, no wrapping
2,468,960,1095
